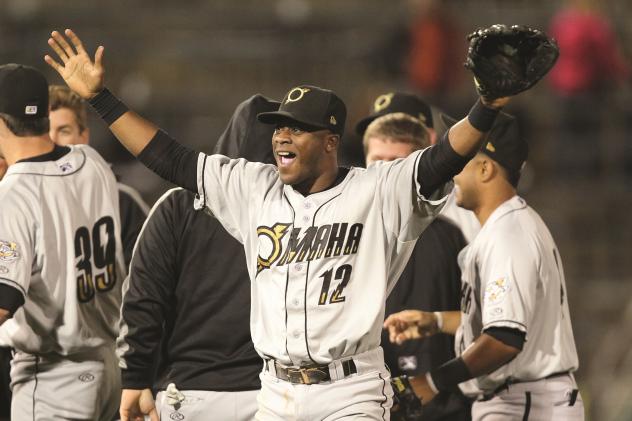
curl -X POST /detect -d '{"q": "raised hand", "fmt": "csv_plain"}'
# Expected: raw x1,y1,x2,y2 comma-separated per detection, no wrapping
383,310,439,345
44,29,105,99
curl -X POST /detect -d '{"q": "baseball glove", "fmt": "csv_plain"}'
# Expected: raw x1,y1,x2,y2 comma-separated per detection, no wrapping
391,375,424,421
464,24,559,100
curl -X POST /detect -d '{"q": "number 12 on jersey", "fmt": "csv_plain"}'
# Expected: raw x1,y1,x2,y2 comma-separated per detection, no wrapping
318,264,352,305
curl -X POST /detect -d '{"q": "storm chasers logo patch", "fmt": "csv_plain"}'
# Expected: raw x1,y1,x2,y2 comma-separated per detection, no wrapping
257,223,292,274
0,240,20,262
256,222,364,274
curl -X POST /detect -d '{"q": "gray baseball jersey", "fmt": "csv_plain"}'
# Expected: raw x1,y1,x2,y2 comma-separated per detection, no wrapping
455,196,579,395
193,149,450,366
0,144,125,355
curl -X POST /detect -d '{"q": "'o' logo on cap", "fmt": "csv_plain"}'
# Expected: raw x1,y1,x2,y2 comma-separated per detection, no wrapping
485,142,496,152
330,116,337,125
285,87,311,104
25,105,38,115
373,93,394,112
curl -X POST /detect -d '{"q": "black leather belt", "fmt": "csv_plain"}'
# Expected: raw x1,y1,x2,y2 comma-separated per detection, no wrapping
479,371,571,401
268,359,357,385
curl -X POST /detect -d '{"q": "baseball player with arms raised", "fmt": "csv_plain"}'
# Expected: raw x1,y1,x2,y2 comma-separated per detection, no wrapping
0,63,125,420
384,114,584,420
45,29,510,420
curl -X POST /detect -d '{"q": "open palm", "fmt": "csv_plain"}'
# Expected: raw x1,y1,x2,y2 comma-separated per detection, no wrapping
44,29,105,99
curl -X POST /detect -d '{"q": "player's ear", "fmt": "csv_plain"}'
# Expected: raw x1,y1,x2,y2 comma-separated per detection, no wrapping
479,158,498,183
325,133,340,152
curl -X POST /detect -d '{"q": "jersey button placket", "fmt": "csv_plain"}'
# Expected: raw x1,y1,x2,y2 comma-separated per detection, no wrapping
285,262,308,362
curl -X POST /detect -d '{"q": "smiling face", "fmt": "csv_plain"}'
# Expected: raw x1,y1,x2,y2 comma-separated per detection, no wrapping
272,125,337,192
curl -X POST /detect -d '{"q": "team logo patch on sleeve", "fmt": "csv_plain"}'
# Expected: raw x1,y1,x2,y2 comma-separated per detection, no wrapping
484,277,510,306
0,240,20,262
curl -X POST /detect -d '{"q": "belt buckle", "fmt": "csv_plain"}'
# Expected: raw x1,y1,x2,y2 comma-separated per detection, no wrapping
287,367,312,385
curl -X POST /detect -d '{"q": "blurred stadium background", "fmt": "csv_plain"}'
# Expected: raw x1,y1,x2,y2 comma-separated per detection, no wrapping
2,0,631,419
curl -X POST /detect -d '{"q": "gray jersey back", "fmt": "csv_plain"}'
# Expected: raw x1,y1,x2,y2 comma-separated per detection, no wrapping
0,145,124,355
455,196,579,395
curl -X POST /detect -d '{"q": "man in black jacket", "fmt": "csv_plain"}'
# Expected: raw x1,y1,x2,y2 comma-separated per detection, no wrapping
117,95,278,421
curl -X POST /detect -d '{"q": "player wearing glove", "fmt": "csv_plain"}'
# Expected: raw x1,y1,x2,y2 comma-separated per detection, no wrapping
45,26,517,420
464,24,559,100
385,114,584,420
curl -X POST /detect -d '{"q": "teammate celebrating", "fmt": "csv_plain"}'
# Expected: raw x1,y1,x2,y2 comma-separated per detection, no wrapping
384,114,584,420
45,29,509,419
0,63,124,420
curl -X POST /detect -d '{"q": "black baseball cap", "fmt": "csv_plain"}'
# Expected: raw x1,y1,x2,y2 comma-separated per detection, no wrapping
257,85,346,136
355,92,434,135
0,64,49,119
479,112,528,183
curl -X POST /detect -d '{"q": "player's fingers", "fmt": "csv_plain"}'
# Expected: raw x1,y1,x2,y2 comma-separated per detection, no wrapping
43,55,64,74
64,28,87,55
395,332,408,345
47,36,69,63
94,46,105,70
383,314,397,328
51,30,76,57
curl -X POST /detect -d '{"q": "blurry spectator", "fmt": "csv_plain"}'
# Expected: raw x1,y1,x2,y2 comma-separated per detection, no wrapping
548,0,629,178
406,0,465,107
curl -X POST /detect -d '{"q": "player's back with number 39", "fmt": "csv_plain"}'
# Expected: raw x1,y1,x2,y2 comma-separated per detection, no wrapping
1,143,124,354
0,63,124,420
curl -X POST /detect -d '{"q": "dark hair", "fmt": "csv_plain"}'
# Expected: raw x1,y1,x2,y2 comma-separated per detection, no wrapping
0,112,49,137
488,156,521,188
506,170,521,188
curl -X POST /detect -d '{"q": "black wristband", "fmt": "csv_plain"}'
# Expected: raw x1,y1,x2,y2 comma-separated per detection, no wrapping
88,88,129,125
429,356,472,392
467,99,499,132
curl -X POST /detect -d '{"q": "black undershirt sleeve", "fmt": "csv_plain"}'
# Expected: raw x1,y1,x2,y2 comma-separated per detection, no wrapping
416,132,471,198
0,284,25,315
137,130,198,192
484,326,526,350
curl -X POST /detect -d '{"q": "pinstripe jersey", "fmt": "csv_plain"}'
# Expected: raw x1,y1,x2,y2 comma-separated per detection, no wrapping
0,145,125,355
455,196,579,395
193,148,451,366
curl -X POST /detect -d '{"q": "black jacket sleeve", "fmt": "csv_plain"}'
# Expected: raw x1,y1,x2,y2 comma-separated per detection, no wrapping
118,189,179,389
118,184,149,268
416,132,470,198
137,131,198,192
